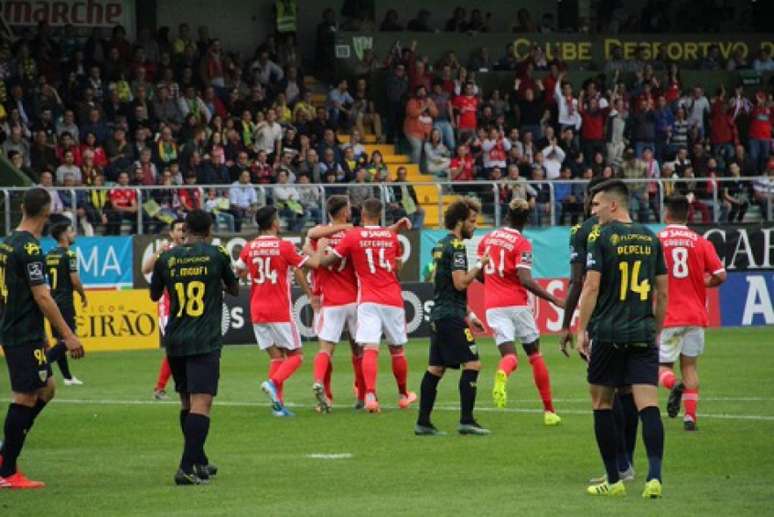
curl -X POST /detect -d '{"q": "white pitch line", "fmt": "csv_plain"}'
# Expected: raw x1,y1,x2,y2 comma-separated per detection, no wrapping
48,398,774,422
306,453,353,460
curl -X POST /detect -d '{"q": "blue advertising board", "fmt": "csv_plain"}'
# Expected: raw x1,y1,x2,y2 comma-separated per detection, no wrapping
40,236,133,288
718,272,774,327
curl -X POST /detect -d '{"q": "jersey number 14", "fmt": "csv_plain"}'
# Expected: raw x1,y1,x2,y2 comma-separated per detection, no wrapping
365,248,392,274
618,260,651,301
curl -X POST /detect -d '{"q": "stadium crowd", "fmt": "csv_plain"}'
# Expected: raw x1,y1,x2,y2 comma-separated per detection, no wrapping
0,5,772,235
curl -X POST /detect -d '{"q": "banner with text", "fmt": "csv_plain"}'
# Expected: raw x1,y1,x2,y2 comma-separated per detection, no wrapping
1,0,135,36
41,236,133,288
45,289,159,351
689,224,774,272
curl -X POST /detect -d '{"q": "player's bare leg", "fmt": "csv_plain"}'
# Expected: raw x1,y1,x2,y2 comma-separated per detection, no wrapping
415,365,446,435
679,355,699,430
350,338,365,409
1,378,56,489
154,356,172,400
522,341,560,425
389,344,416,409
493,343,518,408
361,344,381,412
313,341,335,413
632,384,664,498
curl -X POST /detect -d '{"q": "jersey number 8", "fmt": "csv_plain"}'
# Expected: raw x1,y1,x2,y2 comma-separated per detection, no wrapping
671,247,689,279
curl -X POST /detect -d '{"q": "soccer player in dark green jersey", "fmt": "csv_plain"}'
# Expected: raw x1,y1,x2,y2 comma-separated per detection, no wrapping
576,180,669,499
0,188,85,489
45,222,88,386
560,177,640,484
150,210,239,486
415,198,491,436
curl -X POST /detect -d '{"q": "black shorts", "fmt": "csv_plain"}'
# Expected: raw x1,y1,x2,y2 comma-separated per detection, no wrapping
2,342,53,393
429,317,479,369
167,350,221,396
52,307,76,339
587,341,658,387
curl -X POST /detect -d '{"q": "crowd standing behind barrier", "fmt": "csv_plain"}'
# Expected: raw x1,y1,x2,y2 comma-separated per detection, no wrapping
0,9,771,239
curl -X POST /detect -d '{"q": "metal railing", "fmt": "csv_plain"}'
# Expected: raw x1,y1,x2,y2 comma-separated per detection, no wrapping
1,177,771,235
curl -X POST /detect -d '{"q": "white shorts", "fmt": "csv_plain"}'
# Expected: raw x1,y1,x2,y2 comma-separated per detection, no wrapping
252,322,302,351
485,306,540,346
355,303,408,346
314,303,357,343
659,326,705,363
159,315,169,337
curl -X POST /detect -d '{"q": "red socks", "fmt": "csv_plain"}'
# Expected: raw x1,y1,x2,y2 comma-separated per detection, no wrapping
683,388,699,422
528,353,555,413
352,354,366,402
155,357,171,391
390,351,408,396
313,351,331,385
659,370,676,390
268,358,284,402
324,362,333,400
497,354,518,376
271,354,303,387
362,348,379,394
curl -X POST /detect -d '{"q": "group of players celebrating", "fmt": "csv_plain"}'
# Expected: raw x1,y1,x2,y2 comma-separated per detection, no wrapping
0,178,725,498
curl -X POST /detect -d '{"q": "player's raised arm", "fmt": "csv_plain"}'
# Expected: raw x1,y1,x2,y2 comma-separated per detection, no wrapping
387,217,412,234
306,223,353,240
452,254,489,291
31,284,84,358
317,236,344,268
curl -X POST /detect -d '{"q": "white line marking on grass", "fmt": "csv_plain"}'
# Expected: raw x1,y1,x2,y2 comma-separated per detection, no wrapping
306,453,353,460
50,398,774,422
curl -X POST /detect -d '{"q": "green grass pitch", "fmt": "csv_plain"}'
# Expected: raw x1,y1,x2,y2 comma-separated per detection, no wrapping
2,327,773,516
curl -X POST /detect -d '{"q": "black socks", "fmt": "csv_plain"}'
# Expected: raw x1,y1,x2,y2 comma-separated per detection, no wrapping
619,392,639,465
593,409,621,484
639,406,664,481
180,413,210,473
47,342,73,380
417,371,441,426
0,404,35,477
459,369,479,424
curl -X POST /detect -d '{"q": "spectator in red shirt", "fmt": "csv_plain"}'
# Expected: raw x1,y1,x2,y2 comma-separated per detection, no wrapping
748,91,772,173
107,171,138,235
453,82,479,143
578,91,610,165
709,86,738,166
178,172,203,213
450,144,475,191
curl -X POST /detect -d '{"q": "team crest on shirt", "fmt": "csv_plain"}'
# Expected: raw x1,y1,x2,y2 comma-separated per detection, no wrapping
24,242,41,255
167,256,177,268
38,369,48,382
361,230,369,238
610,234,620,246
451,239,465,250
217,245,229,258
588,226,601,243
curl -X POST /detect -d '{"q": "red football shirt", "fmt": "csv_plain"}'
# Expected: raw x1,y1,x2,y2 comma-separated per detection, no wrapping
238,235,308,323
109,188,137,208
333,226,403,308
478,228,533,309
310,229,358,307
453,95,479,130
658,225,724,328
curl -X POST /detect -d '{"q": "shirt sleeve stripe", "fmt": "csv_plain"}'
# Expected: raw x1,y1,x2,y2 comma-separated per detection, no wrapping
711,268,726,275
297,255,310,268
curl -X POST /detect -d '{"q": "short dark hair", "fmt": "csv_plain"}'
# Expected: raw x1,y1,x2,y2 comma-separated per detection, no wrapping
665,195,689,222
50,222,72,242
507,199,530,228
22,188,51,218
326,195,349,218
444,197,480,230
586,175,609,194
185,209,213,236
168,217,186,234
593,179,629,203
362,198,382,219
255,205,278,231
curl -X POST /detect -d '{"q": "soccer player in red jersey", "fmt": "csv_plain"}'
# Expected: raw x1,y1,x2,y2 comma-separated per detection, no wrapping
657,195,726,431
306,195,363,412
236,206,321,417
142,219,186,401
478,199,565,425
316,198,416,413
